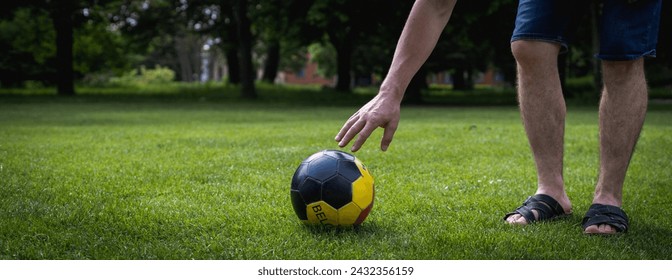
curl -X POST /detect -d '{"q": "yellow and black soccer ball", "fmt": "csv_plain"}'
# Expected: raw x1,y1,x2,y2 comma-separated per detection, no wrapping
290,150,374,226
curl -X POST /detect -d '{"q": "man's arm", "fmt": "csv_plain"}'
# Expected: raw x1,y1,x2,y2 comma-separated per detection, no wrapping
335,0,457,152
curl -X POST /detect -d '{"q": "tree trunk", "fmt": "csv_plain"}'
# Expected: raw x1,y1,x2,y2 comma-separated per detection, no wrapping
327,26,353,92
465,69,474,90
403,66,427,104
225,46,241,84
452,67,466,90
220,1,241,85
233,0,257,99
175,34,194,82
452,65,475,91
262,40,280,83
51,3,75,96
332,40,352,92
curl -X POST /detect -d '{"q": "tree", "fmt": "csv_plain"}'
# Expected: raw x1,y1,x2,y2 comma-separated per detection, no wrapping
2,0,78,95
189,0,263,97
112,0,197,82
1,0,124,95
425,0,517,92
254,0,317,84
307,0,412,92
308,0,367,92
194,0,241,84
232,0,256,98
0,7,56,87
307,0,352,91
50,0,78,95
398,0,516,102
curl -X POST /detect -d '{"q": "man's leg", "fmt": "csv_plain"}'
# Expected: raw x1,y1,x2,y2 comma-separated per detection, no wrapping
506,40,573,225
585,58,647,234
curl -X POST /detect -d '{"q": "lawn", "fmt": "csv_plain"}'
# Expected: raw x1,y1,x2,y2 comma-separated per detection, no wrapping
1,86,671,260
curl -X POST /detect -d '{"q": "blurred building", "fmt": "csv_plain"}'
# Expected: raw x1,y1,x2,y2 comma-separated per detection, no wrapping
275,54,336,87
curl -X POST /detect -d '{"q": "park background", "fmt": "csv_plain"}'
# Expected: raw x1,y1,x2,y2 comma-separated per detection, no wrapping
1,0,671,260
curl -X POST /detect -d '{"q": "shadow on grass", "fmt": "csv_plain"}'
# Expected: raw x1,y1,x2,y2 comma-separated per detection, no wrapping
296,220,392,238
613,221,672,259
491,213,672,259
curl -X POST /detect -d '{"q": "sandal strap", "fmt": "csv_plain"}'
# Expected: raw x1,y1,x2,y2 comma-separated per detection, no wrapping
582,204,629,233
504,194,566,223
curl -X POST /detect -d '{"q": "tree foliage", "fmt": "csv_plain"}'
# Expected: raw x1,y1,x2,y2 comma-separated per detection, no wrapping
0,8,56,87
1,0,669,98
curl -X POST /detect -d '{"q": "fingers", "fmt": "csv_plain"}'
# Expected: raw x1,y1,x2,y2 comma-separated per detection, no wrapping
336,99,399,152
380,122,398,151
350,122,378,152
335,114,360,142
337,117,366,149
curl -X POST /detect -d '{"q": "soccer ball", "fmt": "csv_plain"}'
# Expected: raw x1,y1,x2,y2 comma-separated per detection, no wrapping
290,150,375,226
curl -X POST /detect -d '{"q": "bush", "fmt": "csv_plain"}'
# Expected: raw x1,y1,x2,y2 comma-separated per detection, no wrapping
108,65,175,86
565,76,597,93
138,65,175,84
81,72,115,87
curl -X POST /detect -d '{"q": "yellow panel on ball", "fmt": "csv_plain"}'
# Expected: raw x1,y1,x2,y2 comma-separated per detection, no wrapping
352,158,374,209
305,201,339,226
338,202,362,225
354,158,374,185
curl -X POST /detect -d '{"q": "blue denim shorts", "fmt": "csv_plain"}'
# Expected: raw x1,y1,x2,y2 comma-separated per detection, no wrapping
511,0,662,61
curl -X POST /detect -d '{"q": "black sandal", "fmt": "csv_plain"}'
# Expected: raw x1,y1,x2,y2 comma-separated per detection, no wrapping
582,204,629,234
504,194,571,223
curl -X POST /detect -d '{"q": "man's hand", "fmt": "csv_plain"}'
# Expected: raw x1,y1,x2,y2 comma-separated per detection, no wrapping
335,94,401,152
334,0,456,152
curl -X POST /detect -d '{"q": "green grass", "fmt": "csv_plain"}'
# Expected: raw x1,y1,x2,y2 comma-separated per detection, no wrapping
1,86,671,260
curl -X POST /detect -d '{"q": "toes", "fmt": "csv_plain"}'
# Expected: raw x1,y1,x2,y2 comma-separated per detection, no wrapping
514,215,529,225
598,224,616,234
505,210,541,225
510,215,525,225
505,214,529,225
504,214,518,224
584,225,600,234
584,224,617,235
